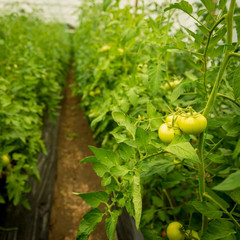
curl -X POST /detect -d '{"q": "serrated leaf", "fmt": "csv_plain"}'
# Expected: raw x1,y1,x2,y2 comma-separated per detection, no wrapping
165,1,193,15
166,142,200,164
135,127,151,148
213,170,240,191
118,142,135,160
171,82,187,102
110,165,130,177
77,208,104,240
105,210,120,240
233,64,240,99
201,220,235,240
133,172,142,230
74,191,109,208
89,146,120,168
141,159,175,178
81,156,108,177
127,88,138,107
147,102,162,131
191,200,222,219
148,63,164,95
112,112,136,137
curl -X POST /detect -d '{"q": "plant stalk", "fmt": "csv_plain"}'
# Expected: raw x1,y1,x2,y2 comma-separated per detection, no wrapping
198,0,236,233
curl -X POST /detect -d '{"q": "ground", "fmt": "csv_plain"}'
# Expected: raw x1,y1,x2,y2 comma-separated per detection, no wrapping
48,67,107,240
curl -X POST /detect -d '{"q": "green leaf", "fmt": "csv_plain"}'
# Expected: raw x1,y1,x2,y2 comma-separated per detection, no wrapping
171,82,188,102
133,172,142,230
77,208,104,240
219,0,227,10
110,165,130,177
226,188,240,204
148,63,164,95
233,138,240,159
112,112,136,137
165,1,193,15
118,143,135,160
127,88,139,107
147,102,162,131
89,146,120,168
103,0,112,11
135,127,151,148
81,156,108,177
213,170,240,191
200,0,215,14
233,64,240,99
105,210,120,240
141,159,175,178
121,27,137,44
74,191,109,208
202,220,235,240
166,142,200,164
191,200,222,219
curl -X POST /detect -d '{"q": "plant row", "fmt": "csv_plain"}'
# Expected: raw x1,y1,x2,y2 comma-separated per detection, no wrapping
0,11,70,207
73,0,240,240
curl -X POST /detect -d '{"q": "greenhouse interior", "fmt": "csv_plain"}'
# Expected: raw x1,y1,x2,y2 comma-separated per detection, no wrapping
0,0,240,239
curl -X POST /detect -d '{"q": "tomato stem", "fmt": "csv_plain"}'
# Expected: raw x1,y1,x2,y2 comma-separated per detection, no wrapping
198,0,237,233
204,192,240,229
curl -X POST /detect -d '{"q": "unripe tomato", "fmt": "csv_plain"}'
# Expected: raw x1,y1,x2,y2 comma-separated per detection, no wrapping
118,48,124,55
1,154,10,167
167,222,185,240
178,114,207,135
137,63,143,72
99,45,111,52
186,230,200,240
158,123,175,144
164,80,181,91
165,115,180,127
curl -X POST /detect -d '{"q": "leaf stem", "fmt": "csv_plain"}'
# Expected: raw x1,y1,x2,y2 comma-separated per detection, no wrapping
217,93,240,108
204,192,240,229
202,14,227,94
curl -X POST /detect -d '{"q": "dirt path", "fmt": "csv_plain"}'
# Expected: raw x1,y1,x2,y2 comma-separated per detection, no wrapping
48,67,107,240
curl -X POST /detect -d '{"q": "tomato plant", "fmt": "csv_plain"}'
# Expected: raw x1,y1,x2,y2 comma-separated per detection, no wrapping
0,11,70,206
73,0,240,239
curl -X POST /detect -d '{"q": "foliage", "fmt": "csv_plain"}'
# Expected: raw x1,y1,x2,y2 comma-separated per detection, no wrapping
73,0,240,239
0,11,70,207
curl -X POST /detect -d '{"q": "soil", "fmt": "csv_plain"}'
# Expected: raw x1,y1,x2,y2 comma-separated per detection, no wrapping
48,67,107,240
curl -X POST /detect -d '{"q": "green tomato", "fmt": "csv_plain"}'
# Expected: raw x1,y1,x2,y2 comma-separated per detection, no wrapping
165,115,180,127
1,154,10,167
167,222,185,240
158,123,175,144
186,230,200,240
178,114,207,135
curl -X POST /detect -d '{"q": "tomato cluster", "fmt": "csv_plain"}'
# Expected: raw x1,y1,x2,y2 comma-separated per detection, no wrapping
158,110,207,144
